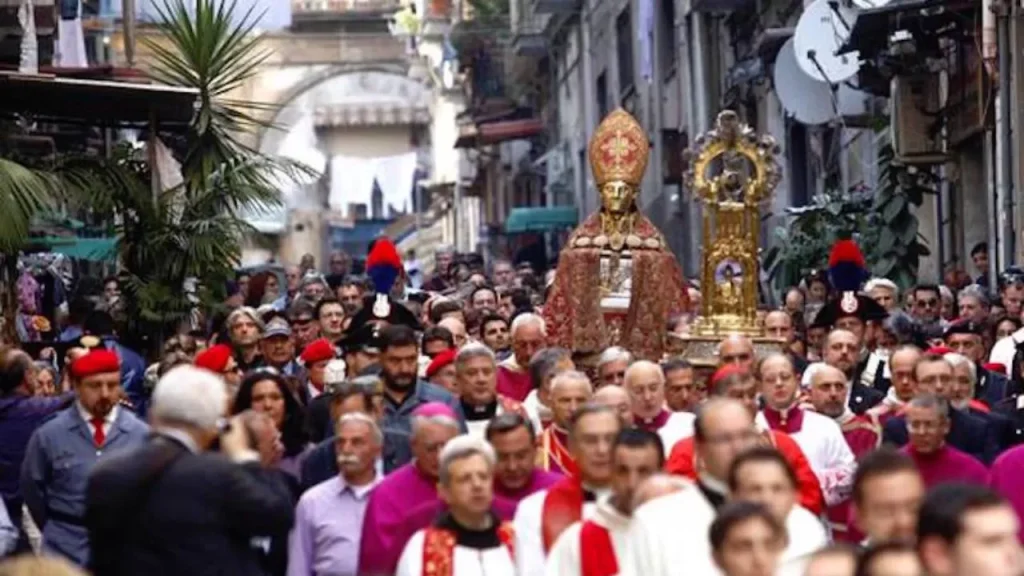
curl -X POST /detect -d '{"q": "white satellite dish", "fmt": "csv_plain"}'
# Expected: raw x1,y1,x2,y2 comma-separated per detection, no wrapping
794,0,861,83
774,38,837,125
851,0,892,8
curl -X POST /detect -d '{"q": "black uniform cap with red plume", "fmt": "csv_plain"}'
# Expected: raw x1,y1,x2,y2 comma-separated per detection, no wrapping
345,236,421,332
812,239,888,328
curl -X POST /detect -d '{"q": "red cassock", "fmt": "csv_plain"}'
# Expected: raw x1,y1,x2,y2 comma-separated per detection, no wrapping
665,429,824,516
828,414,882,543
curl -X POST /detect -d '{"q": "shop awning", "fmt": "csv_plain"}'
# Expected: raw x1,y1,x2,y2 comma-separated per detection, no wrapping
30,237,118,262
454,118,544,148
504,206,578,234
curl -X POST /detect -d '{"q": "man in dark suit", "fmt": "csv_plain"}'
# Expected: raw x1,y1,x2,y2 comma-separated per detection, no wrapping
944,319,1014,407
881,353,999,463
819,328,884,415
85,366,294,576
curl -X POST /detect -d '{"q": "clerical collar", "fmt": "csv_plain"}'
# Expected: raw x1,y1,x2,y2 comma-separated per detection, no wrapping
696,474,728,511
883,386,910,408
761,404,805,434
638,409,671,432
434,512,502,549
461,398,498,421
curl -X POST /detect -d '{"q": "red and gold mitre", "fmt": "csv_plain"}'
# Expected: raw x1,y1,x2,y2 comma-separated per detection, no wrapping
587,108,649,187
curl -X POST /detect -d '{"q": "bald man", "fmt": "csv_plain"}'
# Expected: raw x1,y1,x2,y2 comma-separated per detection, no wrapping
624,361,694,455
718,334,755,374
594,385,634,427
628,399,758,576
808,363,883,542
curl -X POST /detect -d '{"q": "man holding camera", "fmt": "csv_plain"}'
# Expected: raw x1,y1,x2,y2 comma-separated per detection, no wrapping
85,365,294,576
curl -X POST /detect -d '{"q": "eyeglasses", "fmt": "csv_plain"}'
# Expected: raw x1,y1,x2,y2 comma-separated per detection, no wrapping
916,299,938,308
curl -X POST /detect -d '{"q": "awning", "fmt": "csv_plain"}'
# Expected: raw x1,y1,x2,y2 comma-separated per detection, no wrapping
504,206,578,234
314,104,432,127
30,237,118,262
840,0,975,58
454,118,544,148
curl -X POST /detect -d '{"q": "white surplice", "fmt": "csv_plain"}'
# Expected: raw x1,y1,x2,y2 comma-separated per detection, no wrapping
625,483,719,576
513,487,609,576
395,529,516,576
755,409,856,505
545,500,631,576
655,412,695,456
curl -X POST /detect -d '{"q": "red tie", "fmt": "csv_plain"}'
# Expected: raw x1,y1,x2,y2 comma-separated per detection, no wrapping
90,417,106,447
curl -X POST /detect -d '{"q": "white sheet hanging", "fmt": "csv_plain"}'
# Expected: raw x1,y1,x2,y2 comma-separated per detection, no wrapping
329,156,379,217
374,152,417,215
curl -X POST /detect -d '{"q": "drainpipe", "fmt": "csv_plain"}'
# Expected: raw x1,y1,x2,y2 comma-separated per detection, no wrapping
650,0,664,213
997,0,1014,267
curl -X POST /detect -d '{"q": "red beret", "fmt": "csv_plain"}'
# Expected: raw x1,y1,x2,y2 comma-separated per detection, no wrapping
70,349,120,379
301,338,336,365
983,362,1007,374
425,348,456,379
710,364,745,387
195,344,233,373
926,345,953,356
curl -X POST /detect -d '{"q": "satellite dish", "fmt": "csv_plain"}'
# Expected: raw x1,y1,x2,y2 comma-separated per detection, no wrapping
794,0,861,83
851,0,892,8
773,38,837,126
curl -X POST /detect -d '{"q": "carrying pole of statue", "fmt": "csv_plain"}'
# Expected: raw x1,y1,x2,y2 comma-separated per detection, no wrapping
542,108,689,363
668,110,786,362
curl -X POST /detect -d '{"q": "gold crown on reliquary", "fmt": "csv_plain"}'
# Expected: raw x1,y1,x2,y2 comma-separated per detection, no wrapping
588,108,649,187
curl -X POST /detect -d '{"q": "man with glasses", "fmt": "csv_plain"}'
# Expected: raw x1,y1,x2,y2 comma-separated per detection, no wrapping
911,284,944,328
944,320,1012,407
756,353,855,507
902,394,989,487
287,300,319,352
881,353,997,463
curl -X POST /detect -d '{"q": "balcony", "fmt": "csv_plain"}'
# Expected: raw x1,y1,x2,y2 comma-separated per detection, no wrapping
291,0,401,20
512,13,547,58
532,0,579,15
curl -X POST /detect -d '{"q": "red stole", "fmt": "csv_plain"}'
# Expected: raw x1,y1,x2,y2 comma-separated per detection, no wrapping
541,477,585,553
421,522,515,576
580,519,618,576
828,414,881,542
540,427,579,478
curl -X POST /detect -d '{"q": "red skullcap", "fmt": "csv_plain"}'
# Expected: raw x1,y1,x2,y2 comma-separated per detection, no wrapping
300,338,336,365
710,364,745,387
195,344,233,373
926,346,953,356
70,349,120,379
425,348,456,379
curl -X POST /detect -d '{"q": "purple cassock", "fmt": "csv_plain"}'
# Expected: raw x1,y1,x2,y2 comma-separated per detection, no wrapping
990,445,1024,543
494,468,563,505
357,463,525,575
903,445,989,488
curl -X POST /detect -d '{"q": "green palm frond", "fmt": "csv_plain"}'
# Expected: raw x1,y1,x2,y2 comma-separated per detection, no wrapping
0,158,56,254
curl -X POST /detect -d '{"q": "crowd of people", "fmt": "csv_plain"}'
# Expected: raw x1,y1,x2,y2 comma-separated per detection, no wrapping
0,237,1023,576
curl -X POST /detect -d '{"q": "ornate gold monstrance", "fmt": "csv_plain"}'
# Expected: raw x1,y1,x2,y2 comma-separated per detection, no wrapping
670,110,785,361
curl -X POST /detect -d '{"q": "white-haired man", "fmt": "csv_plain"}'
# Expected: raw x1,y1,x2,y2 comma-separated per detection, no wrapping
624,360,694,454
538,370,593,476
456,343,538,438
396,436,516,576
288,413,382,576
497,314,546,402
596,346,632,389
865,278,899,312
85,366,294,576
358,402,463,575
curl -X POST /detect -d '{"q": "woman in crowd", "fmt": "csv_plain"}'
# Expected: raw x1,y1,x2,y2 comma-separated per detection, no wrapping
232,369,310,490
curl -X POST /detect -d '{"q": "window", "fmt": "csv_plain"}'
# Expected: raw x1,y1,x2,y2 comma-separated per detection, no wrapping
661,0,677,71
616,8,634,95
596,72,609,119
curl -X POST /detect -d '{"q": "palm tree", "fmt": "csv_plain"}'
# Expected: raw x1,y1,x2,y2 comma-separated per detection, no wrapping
61,0,308,351
0,156,55,342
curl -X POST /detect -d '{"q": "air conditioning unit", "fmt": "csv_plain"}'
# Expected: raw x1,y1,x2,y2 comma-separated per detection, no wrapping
891,75,946,164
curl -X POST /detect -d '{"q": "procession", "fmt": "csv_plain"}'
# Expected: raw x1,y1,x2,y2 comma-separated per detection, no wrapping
0,99,1021,576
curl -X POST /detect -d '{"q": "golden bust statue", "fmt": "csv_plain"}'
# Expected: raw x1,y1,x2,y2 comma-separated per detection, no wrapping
542,109,688,360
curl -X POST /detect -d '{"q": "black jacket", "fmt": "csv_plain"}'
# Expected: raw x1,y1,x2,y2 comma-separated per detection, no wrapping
882,407,999,464
848,383,884,415
85,435,294,576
